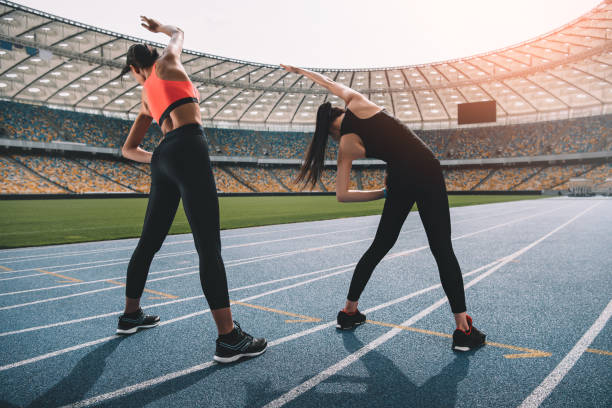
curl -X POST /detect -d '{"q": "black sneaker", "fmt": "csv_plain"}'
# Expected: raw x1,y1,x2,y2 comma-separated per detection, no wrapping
336,309,366,330
214,321,267,364
452,315,486,351
116,308,160,335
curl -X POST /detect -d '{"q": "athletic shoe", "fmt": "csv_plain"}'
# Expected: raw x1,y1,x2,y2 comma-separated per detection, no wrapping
451,315,486,352
214,321,267,363
336,309,366,330
116,308,160,335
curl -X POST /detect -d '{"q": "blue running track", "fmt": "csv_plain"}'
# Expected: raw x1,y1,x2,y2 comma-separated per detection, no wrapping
0,197,610,407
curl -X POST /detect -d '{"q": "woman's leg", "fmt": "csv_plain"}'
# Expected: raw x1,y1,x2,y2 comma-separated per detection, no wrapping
172,136,233,335
345,191,416,310
124,177,180,312
415,177,468,330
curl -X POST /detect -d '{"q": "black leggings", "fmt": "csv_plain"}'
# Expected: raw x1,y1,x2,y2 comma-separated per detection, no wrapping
347,170,467,313
125,124,230,310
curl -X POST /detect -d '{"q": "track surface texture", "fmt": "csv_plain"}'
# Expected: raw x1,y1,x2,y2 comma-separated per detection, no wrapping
0,197,610,408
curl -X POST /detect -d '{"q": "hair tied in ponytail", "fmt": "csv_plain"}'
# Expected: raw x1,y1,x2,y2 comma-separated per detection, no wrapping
120,43,159,77
295,102,335,188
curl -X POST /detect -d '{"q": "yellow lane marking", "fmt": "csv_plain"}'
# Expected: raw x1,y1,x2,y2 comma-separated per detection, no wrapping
225,302,609,359
231,301,321,323
586,348,612,356
36,269,82,283
366,320,551,359
487,341,552,359
105,279,178,299
0,265,12,271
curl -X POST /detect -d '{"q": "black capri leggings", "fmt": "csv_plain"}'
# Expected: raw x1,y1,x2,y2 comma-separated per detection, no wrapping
347,169,467,313
125,124,230,310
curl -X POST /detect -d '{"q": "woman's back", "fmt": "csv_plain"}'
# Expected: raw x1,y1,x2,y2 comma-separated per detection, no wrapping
340,108,438,184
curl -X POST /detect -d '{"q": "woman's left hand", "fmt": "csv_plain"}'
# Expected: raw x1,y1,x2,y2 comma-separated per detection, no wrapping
140,16,162,33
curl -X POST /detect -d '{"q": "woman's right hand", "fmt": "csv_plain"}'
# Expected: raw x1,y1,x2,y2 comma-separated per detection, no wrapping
280,64,299,74
140,16,162,33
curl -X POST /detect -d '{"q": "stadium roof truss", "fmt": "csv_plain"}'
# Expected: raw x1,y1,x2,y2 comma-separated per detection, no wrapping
0,0,611,130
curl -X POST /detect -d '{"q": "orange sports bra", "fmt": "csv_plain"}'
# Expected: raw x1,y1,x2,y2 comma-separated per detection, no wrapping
143,63,200,127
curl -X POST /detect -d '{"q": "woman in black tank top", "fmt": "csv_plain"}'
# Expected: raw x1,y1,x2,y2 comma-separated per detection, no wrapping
281,64,486,351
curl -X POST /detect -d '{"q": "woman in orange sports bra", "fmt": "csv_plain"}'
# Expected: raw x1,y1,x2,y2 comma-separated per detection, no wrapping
117,16,266,363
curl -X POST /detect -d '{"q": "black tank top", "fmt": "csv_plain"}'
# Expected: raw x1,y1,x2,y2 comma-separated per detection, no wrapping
340,108,440,185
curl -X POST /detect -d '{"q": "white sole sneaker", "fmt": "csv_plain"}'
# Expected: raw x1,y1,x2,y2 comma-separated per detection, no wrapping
213,347,267,364
116,321,159,335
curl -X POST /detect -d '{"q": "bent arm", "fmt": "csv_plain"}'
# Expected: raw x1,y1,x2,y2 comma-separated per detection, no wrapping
122,109,153,163
160,26,183,58
336,148,385,203
281,65,363,106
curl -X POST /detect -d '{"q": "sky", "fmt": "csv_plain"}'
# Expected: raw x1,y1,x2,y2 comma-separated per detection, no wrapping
15,0,603,69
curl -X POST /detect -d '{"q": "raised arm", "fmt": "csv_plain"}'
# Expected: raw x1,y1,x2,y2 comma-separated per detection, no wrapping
140,16,184,59
122,99,153,163
335,136,385,203
281,65,363,106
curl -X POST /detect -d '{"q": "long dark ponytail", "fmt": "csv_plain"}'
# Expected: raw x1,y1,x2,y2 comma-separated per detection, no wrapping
296,102,344,188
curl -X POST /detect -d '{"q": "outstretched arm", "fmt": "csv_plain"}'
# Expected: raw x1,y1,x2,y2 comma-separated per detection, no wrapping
140,16,184,59
281,64,363,106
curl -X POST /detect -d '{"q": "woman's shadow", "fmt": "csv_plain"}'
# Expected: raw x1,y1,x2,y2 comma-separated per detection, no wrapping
317,331,473,407
245,329,473,407
25,337,125,408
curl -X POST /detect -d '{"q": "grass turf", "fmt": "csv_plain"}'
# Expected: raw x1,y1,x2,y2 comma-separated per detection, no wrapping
0,195,543,249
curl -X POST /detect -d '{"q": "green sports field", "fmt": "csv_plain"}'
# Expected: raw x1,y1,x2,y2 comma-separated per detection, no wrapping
0,195,543,248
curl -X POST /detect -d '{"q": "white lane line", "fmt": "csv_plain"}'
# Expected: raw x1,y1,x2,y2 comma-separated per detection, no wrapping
0,215,381,261
0,205,566,310
63,360,217,408
0,219,380,264
0,266,198,297
517,298,612,408
261,202,600,408
0,237,370,301
0,207,519,293
0,238,368,297
0,266,355,372
0,204,537,270
1,202,539,369
0,204,562,286
0,249,197,276
0,226,377,277
0,264,356,338
58,258,508,408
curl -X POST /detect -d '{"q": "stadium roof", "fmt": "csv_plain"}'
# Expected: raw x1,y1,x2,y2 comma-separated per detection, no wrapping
0,0,611,130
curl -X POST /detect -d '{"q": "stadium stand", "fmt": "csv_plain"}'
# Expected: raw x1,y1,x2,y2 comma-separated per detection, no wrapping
582,163,612,186
11,154,133,193
0,101,163,151
267,167,326,192
0,155,66,194
320,168,359,192
233,166,288,192
360,168,386,190
443,169,491,191
77,158,151,193
1,100,610,195
475,167,541,191
1,101,610,161
212,166,252,193
516,165,593,191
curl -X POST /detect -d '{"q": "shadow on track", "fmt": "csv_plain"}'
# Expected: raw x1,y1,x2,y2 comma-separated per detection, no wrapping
320,331,474,407
245,330,476,407
26,337,125,408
